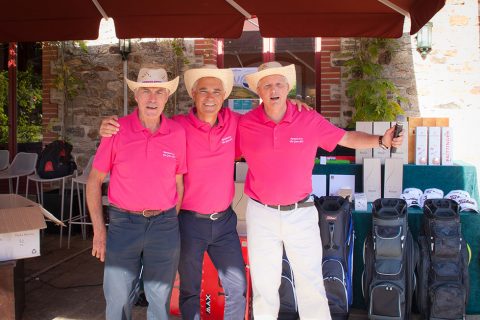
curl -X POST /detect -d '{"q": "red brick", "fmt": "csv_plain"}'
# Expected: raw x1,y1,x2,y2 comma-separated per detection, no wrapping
321,79,340,84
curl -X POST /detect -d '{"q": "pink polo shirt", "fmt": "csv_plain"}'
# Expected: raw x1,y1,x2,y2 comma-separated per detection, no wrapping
173,107,239,214
93,108,187,211
237,101,346,205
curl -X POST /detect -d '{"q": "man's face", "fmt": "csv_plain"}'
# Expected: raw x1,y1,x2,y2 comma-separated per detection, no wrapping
192,77,226,118
135,87,169,120
257,75,290,108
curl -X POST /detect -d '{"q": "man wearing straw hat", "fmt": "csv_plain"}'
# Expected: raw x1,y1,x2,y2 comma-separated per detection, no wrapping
100,65,247,320
238,61,404,319
87,67,187,320
99,65,312,319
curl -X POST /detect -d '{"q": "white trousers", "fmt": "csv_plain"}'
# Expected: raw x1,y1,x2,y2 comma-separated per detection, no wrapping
246,198,331,320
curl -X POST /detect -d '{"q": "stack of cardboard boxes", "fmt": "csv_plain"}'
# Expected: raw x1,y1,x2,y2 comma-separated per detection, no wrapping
408,117,452,166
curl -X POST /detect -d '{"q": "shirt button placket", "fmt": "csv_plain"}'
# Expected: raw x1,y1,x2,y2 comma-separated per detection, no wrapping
273,126,279,150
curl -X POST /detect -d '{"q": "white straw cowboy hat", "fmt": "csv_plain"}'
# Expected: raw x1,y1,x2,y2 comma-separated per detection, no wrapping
125,67,179,96
245,62,296,93
184,65,234,98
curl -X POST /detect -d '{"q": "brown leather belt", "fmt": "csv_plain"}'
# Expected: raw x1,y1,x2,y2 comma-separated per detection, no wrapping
182,207,231,221
111,204,168,218
252,195,314,211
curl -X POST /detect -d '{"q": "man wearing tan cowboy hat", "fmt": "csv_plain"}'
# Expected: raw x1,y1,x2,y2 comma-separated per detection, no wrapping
87,66,187,320
99,64,312,319
237,61,404,319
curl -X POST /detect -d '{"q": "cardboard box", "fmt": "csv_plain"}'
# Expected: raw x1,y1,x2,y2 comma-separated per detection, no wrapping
441,127,453,166
373,122,391,164
408,117,449,164
415,127,428,165
407,117,424,164
0,194,63,262
363,158,381,202
428,127,441,165
355,122,373,164
384,158,404,198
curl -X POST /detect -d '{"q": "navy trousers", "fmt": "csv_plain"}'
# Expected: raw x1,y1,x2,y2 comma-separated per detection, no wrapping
178,207,247,320
104,206,180,320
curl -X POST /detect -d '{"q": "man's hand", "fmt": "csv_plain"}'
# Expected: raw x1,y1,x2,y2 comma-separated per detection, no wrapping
289,99,313,112
99,116,120,137
382,126,404,149
92,227,107,262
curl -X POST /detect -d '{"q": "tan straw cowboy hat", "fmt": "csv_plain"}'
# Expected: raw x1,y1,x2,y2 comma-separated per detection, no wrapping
184,65,234,98
245,62,296,93
125,67,179,96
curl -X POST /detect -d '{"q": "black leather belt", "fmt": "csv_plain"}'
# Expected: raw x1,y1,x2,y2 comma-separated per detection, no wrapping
111,204,170,218
252,196,314,211
182,207,231,221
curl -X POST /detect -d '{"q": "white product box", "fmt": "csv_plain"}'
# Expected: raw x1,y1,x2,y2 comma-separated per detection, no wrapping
441,127,453,166
390,120,409,164
373,122,391,164
0,194,63,261
312,175,327,197
384,158,404,198
428,127,441,165
329,174,355,196
363,158,382,202
354,193,368,211
355,122,373,164
415,126,428,165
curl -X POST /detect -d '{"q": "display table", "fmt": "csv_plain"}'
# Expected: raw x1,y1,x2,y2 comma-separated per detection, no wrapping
312,162,479,313
312,161,479,200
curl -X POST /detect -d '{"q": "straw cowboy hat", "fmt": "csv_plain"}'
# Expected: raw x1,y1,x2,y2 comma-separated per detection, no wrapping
184,65,234,98
125,67,179,96
245,62,296,93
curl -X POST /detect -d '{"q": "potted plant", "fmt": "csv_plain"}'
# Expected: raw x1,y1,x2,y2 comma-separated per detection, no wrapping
343,38,406,126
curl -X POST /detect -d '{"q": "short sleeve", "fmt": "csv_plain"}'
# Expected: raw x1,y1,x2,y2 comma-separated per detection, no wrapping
92,136,116,173
315,114,346,152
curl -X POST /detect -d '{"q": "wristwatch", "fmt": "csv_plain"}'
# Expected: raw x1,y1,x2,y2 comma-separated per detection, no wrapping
378,136,388,150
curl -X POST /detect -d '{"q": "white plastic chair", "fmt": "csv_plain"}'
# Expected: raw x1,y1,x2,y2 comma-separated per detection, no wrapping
26,164,77,248
0,152,38,194
0,150,9,171
67,156,93,248
67,156,110,248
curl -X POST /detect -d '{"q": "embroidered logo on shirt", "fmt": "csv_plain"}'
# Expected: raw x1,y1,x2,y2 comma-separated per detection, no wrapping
163,151,176,159
221,136,233,144
289,137,304,144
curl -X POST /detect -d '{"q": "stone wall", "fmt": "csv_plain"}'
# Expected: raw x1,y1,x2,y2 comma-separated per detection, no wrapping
43,39,197,169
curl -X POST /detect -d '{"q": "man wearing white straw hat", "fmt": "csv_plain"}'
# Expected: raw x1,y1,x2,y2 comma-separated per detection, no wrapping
174,65,247,320
87,66,187,320
237,61,404,319
99,65,311,319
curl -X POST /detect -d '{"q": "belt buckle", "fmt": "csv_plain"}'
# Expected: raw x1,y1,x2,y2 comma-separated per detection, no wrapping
142,209,154,217
209,212,219,221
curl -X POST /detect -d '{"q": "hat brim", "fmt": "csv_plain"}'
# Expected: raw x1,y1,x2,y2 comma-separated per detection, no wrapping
184,68,234,98
245,64,296,94
125,76,179,96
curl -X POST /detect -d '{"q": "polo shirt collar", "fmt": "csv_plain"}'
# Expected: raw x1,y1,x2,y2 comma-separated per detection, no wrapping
131,108,169,135
258,101,294,124
188,106,225,131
